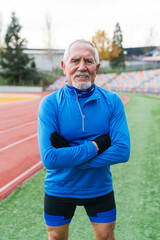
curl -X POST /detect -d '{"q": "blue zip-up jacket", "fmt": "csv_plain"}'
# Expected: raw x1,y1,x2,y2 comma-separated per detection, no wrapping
38,85,130,198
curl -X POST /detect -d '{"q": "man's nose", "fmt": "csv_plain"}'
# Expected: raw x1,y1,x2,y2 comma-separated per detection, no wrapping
78,60,87,71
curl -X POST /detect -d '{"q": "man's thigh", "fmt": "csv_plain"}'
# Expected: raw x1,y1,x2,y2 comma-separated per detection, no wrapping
44,194,77,239
84,191,116,223
44,193,76,227
84,191,116,239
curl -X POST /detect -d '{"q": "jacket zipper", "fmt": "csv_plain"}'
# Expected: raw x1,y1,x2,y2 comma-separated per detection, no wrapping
74,90,85,131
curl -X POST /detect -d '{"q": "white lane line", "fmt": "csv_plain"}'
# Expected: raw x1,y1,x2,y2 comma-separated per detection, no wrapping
0,114,35,124
0,133,37,152
0,161,42,193
0,120,37,134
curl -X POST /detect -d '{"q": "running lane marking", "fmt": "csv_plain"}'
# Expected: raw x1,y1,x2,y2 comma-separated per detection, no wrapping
0,120,37,134
0,161,42,193
0,114,35,124
0,133,37,152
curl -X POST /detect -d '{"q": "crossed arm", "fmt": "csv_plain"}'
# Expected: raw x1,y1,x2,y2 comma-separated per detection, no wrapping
50,131,111,154
38,95,130,170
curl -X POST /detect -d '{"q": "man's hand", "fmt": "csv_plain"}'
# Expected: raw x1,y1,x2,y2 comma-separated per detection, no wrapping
50,131,70,148
92,134,111,154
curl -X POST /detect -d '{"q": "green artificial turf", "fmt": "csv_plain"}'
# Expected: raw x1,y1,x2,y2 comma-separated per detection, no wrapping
0,94,160,240
112,94,160,240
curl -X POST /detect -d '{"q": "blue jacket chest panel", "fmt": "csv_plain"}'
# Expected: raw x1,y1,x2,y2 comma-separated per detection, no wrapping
57,96,111,145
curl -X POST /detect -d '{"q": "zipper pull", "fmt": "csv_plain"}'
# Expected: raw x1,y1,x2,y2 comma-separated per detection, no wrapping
83,115,85,120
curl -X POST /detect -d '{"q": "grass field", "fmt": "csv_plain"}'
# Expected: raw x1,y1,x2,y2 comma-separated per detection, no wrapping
0,94,160,240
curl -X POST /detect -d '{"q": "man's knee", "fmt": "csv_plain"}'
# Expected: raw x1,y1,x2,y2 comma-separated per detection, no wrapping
102,228,115,240
47,230,58,240
92,221,116,240
96,228,115,240
47,226,59,240
46,225,69,240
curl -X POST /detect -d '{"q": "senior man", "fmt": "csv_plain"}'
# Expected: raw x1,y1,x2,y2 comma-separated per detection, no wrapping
38,39,130,240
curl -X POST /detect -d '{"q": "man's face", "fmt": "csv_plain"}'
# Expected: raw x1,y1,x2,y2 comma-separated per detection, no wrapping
61,42,100,90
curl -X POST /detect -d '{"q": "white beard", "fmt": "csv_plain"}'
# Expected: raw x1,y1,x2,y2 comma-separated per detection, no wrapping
72,80,92,90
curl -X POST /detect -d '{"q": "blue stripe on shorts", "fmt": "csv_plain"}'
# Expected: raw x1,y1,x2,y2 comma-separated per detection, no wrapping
89,208,116,223
44,213,72,227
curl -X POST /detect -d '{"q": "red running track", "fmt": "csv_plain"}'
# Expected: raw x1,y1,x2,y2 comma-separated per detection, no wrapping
0,92,49,201
0,92,130,201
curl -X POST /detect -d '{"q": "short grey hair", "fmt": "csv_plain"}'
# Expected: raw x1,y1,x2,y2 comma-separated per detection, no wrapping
63,39,100,65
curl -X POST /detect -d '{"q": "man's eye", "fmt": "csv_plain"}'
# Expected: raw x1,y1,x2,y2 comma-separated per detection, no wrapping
86,59,93,64
72,59,79,63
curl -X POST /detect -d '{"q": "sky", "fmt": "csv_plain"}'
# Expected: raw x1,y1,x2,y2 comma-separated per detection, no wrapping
0,0,160,50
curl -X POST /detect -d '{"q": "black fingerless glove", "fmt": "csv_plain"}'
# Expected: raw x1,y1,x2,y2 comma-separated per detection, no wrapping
50,131,70,148
93,134,111,154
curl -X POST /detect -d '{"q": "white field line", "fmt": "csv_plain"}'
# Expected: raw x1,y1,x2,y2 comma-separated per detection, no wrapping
0,120,37,134
0,103,39,118
0,133,37,152
0,109,35,119
0,161,42,193
0,114,35,124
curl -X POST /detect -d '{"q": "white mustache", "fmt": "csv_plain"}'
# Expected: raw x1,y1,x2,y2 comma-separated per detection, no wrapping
74,71,90,78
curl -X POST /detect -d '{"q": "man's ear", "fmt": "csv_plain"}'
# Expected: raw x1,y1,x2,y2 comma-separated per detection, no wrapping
61,61,66,75
96,63,100,72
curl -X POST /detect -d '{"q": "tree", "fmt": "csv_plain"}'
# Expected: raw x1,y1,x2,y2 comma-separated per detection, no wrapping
43,12,56,72
44,13,53,50
92,30,122,62
92,30,110,61
0,12,38,85
0,12,3,48
145,27,156,47
110,23,125,69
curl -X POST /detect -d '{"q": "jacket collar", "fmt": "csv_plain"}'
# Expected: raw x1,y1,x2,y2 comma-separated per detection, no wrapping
64,83,101,102
66,84,95,98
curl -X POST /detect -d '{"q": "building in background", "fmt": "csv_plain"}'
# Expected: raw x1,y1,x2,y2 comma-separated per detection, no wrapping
24,48,64,71
24,46,160,72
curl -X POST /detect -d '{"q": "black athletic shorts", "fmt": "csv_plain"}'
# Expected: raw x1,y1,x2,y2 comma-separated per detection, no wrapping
44,190,116,226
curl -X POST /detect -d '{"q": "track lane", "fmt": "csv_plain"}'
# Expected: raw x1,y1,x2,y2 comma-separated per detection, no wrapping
0,92,48,201
0,134,39,186
0,120,37,134
0,114,37,131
